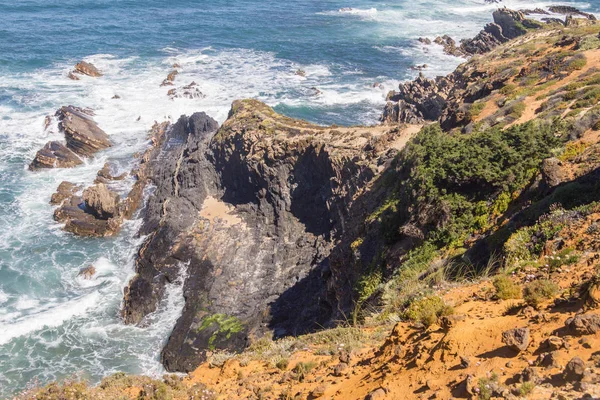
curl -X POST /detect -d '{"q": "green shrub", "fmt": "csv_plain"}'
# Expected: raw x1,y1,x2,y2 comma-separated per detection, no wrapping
567,55,587,71
276,358,289,371
403,295,454,327
523,279,560,308
509,101,526,119
493,275,521,300
380,121,565,248
519,381,536,396
468,101,487,120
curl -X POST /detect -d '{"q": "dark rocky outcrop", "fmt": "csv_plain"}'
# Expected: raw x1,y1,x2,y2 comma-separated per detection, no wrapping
549,6,597,20
383,9,535,125
121,100,403,372
29,141,82,170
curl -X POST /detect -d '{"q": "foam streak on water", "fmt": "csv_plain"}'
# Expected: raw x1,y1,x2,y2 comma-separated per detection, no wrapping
0,0,599,396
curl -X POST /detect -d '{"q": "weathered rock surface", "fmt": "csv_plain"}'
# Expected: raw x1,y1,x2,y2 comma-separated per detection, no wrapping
82,183,120,220
502,327,530,351
566,313,600,335
564,357,586,382
56,106,111,156
121,100,406,372
29,141,83,170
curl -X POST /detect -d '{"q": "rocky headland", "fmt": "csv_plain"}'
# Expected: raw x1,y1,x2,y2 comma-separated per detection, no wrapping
22,7,600,400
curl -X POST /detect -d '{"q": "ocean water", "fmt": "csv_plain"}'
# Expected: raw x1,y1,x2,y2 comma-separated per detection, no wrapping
0,0,598,396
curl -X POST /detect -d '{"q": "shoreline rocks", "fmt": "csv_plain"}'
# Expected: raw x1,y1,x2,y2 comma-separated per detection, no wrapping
29,106,112,171
29,141,83,170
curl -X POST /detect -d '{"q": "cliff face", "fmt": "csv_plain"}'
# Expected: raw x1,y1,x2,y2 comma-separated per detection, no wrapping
122,100,412,371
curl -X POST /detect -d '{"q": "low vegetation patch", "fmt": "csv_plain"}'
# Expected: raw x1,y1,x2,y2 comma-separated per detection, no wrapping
493,275,521,300
403,295,454,327
523,279,560,309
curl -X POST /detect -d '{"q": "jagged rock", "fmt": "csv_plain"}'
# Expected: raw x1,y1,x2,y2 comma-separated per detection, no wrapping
56,106,111,157
333,362,349,377
549,6,597,20
167,82,205,99
564,357,586,382
50,181,80,205
383,74,451,124
536,351,561,369
29,141,83,170
545,336,566,351
418,37,431,45
502,327,530,351
72,61,103,77
82,183,120,220
54,202,122,237
566,313,600,335
78,265,96,279
43,115,53,130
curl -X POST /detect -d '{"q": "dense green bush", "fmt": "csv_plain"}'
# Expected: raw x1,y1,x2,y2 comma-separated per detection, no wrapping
379,120,566,247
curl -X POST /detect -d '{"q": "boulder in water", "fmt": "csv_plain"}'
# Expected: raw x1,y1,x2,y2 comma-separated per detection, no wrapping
29,141,83,170
56,106,112,157
50,181,81,205
72,61,103,77
78,265,96,279
82,183,120,220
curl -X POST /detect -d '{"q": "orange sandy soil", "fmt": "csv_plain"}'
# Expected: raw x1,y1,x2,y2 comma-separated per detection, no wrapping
170,208,600,399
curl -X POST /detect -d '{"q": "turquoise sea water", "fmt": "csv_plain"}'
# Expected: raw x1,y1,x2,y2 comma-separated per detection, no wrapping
0,0,598,396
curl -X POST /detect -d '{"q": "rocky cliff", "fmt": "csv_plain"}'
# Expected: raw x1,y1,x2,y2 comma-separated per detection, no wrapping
121,100,415,372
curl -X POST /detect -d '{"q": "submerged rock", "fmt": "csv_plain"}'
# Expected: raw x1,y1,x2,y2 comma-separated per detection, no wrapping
29,141,83,170
78,265,96,279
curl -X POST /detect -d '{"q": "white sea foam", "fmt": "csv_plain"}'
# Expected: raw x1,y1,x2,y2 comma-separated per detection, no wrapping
0,291,101,346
